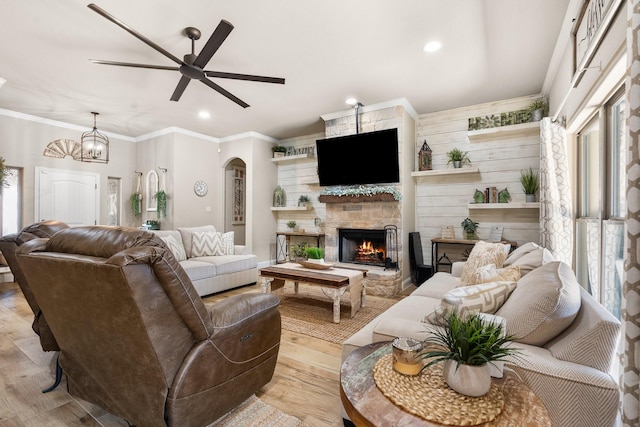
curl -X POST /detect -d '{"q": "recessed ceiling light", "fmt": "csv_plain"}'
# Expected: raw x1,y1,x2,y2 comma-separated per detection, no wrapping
423,41,442,53
345,98,358,106
198,110,210,119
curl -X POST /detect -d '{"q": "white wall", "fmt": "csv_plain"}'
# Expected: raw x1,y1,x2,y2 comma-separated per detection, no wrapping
0,113,137,228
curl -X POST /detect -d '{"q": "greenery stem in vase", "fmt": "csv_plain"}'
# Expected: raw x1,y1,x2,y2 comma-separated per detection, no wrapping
461,217,479,240
520,166,539,202
446,148,471,169
154,190,167,219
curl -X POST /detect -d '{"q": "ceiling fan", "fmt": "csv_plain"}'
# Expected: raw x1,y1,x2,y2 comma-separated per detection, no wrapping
87,3,285,107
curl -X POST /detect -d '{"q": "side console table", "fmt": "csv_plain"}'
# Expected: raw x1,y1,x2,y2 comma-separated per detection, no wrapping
431,238,517,273
275,231,325,263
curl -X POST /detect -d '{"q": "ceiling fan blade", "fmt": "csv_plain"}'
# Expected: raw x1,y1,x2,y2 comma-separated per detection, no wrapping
192,20,234,69
170,76,191,102
200,78,249,108
204,71,285,84
90,59,179,71
87,4,183,65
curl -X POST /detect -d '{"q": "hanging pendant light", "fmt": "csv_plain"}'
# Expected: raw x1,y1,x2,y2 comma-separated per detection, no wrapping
80,112,109,164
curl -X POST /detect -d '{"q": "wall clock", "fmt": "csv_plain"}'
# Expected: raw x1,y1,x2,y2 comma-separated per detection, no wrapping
194,180,208,197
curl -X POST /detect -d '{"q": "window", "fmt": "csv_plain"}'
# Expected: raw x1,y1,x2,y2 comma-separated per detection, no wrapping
1,167,22,236
575,89,626,319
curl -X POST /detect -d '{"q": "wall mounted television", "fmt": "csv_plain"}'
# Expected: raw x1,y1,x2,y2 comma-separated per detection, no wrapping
315,128,400,187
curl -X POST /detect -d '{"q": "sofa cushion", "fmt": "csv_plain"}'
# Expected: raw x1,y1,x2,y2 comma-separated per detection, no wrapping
411,272,460,299
459,241,510,285
495,261,581,345
503,242,555,276
177,259,217,282
470,264,521,285
160,235,187,261
178,225,216,258
191,231,234,257
424,280,517,325
192,254,257,275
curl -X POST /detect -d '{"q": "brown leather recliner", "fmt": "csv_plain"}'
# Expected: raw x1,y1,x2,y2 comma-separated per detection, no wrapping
0,220,69,351
17,226,281,427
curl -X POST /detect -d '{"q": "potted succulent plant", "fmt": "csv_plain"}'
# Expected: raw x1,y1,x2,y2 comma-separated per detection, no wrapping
446,148,471,168
304,246,324,264
298,194,310,207
420,311,520,397
461,217,479,240
528,98,548,122
272,145,287,158
520,166,539,202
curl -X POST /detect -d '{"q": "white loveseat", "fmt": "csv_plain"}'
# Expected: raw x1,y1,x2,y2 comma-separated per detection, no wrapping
342,242,621,427
152,225,257,296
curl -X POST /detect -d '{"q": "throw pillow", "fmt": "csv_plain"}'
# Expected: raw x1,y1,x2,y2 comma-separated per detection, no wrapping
178,225,217,258
191,231,235,257
503,242,540,266
507,247,555,276
424,281,517,326
459,241,510,286
160,235,187,262
470,264,521,285
495,261,581,345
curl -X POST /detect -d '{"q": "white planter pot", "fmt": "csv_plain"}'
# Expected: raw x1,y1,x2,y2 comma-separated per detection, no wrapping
442,360,492,397
306,258,325,264
525,194,537,202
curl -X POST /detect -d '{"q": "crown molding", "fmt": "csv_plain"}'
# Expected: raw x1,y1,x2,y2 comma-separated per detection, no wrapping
219,131,280,144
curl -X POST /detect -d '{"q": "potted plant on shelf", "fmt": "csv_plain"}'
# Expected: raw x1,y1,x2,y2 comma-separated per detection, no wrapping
420,311,520,397
272,145,287,158
286,220,297,231
520,166,539,202
461,217,479,240
304,246,324,264
527,98,548,122
446,148,471,169
298,194,310,207
290,242,309,262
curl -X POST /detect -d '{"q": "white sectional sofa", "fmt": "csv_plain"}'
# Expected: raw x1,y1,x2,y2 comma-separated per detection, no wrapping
342,242,621,427
152,225,258,296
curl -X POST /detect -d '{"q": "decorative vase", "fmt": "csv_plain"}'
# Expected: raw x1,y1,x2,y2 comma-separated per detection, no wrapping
453,160,462,168
525,194,537,202
466,232,475,240
442,360,492,397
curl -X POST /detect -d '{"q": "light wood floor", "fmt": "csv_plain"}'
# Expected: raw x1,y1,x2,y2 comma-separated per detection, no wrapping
0,280,413,426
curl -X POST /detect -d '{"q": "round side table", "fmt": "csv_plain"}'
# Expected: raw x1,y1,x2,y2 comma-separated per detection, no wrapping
340,342,551,427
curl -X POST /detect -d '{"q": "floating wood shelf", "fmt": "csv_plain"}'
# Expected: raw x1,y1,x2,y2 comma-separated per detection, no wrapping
271,153,314,163
319,193,398,203
411,166,480,178
467,122,540,142
270,206,310,211
467,202,540,209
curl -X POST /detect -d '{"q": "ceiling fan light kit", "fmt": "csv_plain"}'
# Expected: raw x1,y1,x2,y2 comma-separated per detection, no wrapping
87,3,284,107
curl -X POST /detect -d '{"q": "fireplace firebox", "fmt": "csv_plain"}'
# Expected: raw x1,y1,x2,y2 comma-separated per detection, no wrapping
339,227,398,269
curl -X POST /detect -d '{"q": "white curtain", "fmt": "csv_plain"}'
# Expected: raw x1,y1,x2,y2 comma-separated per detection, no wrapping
539,118,573,264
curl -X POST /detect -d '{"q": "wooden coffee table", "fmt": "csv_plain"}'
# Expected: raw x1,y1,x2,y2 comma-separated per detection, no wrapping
341,342,551,426
259,263,366,324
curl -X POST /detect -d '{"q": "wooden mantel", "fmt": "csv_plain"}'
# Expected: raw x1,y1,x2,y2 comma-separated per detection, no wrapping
319,193,398,203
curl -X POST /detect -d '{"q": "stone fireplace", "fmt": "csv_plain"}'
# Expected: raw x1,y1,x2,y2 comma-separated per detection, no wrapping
322,197,402,296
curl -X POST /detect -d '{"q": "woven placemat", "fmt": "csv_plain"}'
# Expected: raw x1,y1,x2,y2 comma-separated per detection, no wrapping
373,354,504,426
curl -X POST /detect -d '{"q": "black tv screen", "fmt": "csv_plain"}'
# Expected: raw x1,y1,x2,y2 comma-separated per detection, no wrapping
316,128,400,186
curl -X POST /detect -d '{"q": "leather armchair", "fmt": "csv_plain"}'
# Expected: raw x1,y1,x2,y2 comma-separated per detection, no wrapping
17,226,281,427
0,220,69,351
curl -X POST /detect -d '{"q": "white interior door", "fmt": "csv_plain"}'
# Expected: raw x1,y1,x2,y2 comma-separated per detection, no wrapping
35,167,99,226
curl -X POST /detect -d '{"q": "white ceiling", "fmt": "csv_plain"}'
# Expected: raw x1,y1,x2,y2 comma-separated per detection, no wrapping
0,0,570,140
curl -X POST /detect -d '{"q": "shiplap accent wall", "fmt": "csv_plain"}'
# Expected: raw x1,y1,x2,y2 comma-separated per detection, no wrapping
275,132,326,234
415,95,542,265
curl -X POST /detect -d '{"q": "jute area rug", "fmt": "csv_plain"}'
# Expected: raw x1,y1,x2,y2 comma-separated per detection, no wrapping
209,395,305,427
276,284,398,344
